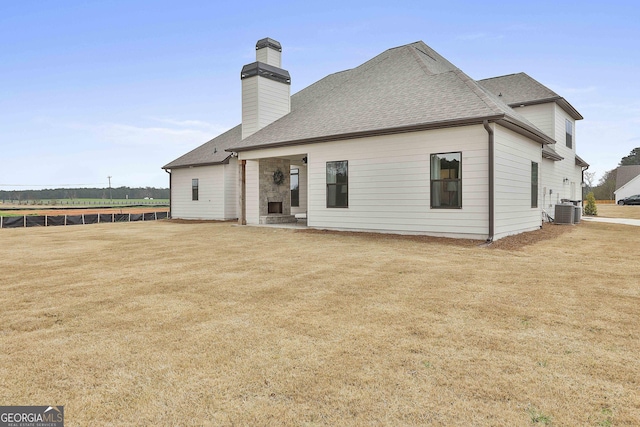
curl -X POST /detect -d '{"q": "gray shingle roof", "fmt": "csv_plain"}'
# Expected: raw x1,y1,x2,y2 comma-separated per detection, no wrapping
231,41,552,152
478,73,583,120
163,41,558,168
616,165,640,190
162,125,240,169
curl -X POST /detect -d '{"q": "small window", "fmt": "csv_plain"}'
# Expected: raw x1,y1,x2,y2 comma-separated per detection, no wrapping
531,162,538,208
192,178,199,201
431,152,461,208
290,168,299,207
326,161,348,208
565,120,573,149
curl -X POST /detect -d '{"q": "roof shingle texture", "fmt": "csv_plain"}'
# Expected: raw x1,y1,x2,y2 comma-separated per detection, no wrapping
616,165,640,190
164,41,552,167
477,72,560,105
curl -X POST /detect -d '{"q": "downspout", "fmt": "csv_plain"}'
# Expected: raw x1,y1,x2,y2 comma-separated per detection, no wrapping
164,169,172,219
483,120,494,243
581,164,589,206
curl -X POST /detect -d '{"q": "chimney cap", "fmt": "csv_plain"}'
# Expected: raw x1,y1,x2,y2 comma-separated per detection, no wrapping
241,62,291,85
256,38,282,52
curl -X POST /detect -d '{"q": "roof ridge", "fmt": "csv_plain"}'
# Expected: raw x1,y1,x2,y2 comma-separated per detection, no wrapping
453,69,505,116
477,72,525,82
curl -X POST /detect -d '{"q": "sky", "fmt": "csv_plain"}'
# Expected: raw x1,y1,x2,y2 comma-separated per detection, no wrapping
1,0,639,191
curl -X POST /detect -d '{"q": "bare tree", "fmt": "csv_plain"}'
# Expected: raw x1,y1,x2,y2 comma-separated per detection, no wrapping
583,171,596,193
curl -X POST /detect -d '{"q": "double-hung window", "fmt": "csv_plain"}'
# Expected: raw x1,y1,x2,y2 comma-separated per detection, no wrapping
565,120,573,149
192,179,199,201
326,161,348,208
430,152,461,208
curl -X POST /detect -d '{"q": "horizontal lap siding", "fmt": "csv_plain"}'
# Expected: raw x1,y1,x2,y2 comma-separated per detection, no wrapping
239,126,489,238
171,166,226,220
494,125,541,239
513,103,555,138
308,127,488,237
257,79,290,128
224,158,238,219
543,105,582,201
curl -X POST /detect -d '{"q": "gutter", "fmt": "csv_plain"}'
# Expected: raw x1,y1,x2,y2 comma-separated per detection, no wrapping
483,120,495,243
581,163,590,206
228,115,505,153
164,168,172,219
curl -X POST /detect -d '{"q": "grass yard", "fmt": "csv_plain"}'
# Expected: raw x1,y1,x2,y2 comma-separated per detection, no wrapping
596,203,640,220
1,221,638,425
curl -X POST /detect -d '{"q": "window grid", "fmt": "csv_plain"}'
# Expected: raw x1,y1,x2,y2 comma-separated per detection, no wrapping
192,178,199,201
430,152,462,209
326,161,348,208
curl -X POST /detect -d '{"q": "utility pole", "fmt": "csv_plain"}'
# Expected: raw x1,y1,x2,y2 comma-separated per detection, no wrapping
107,176,112,202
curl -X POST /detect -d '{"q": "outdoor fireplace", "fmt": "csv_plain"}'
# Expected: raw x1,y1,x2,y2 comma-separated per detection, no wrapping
268,202,283,214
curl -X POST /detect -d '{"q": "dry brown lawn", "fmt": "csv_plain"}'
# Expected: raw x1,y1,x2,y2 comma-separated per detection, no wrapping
1,221,639,426
595,204,640,220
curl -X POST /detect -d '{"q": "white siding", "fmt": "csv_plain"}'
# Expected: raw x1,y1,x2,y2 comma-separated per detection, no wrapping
240,126,490,239
256,47,281,68
224,157,238,219
493,125,542,239
171,165,227,220
512,103,556,138
241,77,290,139
539,106,583,211
290,163,307,215
241,77,259,139
615,175,640,202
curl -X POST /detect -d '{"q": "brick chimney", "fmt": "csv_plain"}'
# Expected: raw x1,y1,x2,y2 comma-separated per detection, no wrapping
241,38,291,140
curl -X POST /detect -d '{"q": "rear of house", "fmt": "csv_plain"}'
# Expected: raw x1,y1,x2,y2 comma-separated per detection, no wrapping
163,38,588,240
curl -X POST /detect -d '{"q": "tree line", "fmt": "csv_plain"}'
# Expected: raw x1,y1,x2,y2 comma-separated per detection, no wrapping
584,147,640,200
1,186,169,202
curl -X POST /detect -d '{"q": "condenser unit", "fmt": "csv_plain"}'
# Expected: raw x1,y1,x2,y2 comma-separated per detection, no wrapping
573,205,582,223
554,204,575,224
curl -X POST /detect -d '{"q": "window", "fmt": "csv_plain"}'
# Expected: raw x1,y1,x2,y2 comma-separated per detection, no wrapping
192,178,199,201
531,162,538,208
290,168,299,207
430,152,461,208
326,161,348,208
565,119,573,149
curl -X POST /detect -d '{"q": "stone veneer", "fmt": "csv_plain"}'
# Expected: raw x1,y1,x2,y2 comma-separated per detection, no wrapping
259,158,297,224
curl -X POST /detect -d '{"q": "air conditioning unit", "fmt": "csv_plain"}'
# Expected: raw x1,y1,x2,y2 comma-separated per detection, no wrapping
554,204,575,224
573,205,582,224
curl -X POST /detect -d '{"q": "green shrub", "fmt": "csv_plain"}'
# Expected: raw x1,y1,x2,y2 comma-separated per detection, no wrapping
584,192,598,216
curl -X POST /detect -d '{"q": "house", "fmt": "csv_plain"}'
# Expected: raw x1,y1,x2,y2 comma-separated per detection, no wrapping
614,165,640,203
163,38,588,241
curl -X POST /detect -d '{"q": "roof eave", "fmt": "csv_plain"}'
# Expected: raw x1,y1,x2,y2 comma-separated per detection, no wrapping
162,155,232,170
542,151,564,161
509,96,583,121
496,117,555,145
229,115,506,152
575,154,589,167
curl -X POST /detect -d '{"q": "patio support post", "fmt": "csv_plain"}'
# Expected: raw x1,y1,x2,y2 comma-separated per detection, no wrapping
239,160,246,225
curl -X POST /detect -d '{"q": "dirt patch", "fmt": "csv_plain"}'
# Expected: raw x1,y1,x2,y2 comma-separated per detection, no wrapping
168,219,236,224
297,228,479,247
299,222,575,250
488,222,576,250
